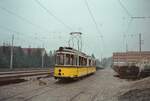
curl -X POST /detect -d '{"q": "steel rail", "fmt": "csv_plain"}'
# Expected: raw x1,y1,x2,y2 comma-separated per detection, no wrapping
0,69,53,82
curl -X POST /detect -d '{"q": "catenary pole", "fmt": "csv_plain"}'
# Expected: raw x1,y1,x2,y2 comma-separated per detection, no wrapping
10,34,14,70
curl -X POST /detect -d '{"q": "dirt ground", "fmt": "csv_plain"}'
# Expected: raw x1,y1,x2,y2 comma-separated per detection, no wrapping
118,76,150,101
0,68,132,101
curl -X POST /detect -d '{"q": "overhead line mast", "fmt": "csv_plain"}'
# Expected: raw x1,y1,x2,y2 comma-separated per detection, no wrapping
10,34,14,70
118,0,150,52
139,33,142,52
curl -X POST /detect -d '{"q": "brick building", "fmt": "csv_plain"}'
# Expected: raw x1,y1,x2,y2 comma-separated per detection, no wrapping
113,51,150,64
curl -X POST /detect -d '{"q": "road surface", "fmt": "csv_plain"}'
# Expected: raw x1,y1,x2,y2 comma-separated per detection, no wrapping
0,68,129,101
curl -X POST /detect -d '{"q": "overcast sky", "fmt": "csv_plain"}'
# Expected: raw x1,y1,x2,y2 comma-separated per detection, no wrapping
0,0,150,59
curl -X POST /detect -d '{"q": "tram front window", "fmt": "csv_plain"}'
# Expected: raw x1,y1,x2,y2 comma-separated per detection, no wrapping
56,54,64,65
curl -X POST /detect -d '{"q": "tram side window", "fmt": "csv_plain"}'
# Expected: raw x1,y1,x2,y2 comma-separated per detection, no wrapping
81,57,84,66
65,54,74,65
92,60,94,66
79,56,85,66
84,58,87,66
76,56,78,65
70,55,74,65
94,60,96,66
91,60,95,66
89,59,91,66
83,58,85,66
79,56,81,66
73,55,77,65
81,57,83,66
66,54,70,65
56,54,64,65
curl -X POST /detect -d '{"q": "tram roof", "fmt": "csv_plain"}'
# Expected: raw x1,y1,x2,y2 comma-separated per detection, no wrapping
56,47,94,59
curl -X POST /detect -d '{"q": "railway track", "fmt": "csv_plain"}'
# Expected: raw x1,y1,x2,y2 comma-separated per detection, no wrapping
0,69,50,75
0,69,53,84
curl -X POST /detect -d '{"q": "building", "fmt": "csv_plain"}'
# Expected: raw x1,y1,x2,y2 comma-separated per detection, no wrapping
22,48,45,55
113,51,150,64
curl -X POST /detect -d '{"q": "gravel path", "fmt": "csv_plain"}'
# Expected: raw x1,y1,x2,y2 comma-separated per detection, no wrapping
0,68,130,101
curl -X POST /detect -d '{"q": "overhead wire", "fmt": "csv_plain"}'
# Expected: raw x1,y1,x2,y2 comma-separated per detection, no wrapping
117,0,133,51
117,0,132,17
0,5,55,47
0,25,24,35
118,0,150,51
0,25,58,47
0,5,51,33
34,0,73,31
84,0,105,59
118,0,150,19
0,25,43,44
84,0,103,39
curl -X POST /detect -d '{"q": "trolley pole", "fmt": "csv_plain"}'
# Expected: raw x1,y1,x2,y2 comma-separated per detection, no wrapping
69,32,82,51
10,34,14,70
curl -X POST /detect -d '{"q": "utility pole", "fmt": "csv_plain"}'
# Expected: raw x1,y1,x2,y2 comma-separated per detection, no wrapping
10,34,14,70
126,43,128,64
41,44,45,68
126,43,128,52
123,34,128,52
139,33,142,52
138,33,142,77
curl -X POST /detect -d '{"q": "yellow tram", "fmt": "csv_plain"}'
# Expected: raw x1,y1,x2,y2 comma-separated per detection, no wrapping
54,47,96,79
